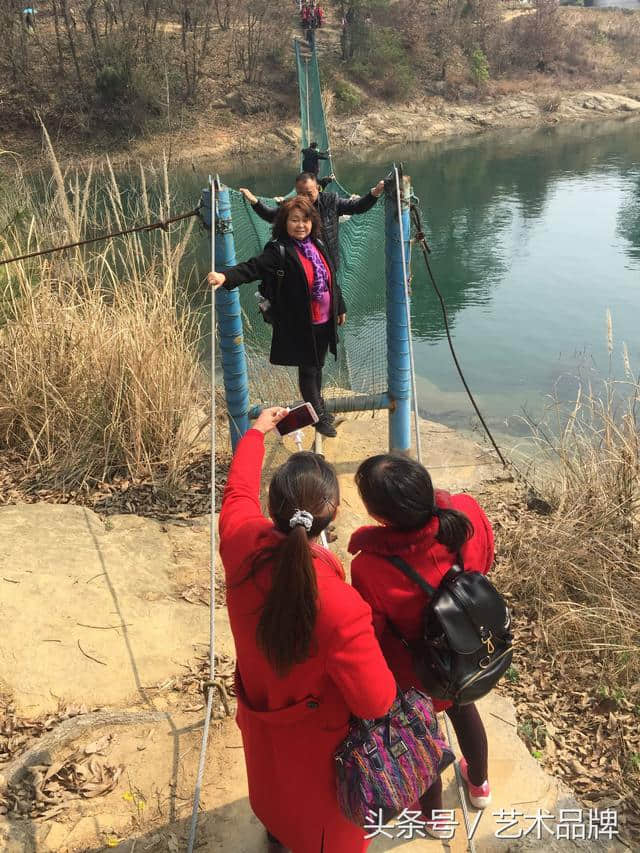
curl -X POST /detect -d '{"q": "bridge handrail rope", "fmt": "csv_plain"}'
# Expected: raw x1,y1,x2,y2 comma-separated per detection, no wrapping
0,208,201,267
186,176,217,853
394,168,477,853
305,56,311,145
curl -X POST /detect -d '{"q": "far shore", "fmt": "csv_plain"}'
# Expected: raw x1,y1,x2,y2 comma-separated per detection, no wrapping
2,82,640,178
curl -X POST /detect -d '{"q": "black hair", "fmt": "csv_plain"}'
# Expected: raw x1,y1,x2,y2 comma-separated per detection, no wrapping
310,141,318,148
251,452,339,676
295,171,318,185
355,453,473,552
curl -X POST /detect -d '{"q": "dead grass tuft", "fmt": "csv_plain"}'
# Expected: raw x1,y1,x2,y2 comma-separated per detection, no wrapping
501,340,640,687
0,142,208,492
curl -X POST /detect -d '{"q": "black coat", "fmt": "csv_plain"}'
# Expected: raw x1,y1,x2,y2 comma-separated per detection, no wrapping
252,190,379,272
222,238,346,368
301,147,329,174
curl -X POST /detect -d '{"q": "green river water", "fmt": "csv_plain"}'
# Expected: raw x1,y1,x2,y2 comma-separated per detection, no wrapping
168,118,640,437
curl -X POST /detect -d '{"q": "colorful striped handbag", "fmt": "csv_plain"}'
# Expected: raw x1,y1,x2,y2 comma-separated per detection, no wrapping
334,687,454,826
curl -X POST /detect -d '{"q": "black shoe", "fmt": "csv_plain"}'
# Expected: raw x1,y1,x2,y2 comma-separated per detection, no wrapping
315,416,337,438
319,399,335,423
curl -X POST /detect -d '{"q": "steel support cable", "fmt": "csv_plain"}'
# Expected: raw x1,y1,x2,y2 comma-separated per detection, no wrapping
305,56,311,144
310,45,335,179
394,172,477,853
409,202,507,469
186,177,216,853
0,208,201,267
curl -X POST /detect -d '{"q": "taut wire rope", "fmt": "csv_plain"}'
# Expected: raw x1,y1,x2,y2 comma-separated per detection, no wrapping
186,175,216,853
395,169,478,853
0,208,200,267
305,56,311,145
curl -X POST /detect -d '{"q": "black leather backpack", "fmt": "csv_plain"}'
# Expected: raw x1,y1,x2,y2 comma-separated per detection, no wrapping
386,556,513,706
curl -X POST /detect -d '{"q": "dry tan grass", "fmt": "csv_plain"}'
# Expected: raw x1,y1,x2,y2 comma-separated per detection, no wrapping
501,340,640,687
0,136,207,490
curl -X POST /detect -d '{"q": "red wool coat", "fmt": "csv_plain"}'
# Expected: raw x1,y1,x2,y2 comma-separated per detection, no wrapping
348,491,495,712
219,430,396,853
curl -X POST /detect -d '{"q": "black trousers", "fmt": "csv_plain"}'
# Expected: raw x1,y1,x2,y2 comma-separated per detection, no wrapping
419,702,488,818
298,321,332,418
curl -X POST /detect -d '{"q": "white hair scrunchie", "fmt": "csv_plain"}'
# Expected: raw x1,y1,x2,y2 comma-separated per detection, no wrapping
289,509,314,532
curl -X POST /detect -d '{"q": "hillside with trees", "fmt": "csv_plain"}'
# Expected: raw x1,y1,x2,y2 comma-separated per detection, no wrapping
0,0,639,158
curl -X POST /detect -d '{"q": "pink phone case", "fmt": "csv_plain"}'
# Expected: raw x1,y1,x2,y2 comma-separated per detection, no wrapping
276,403,319,436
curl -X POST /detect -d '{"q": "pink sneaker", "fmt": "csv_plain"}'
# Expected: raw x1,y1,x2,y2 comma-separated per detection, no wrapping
459,757,492,809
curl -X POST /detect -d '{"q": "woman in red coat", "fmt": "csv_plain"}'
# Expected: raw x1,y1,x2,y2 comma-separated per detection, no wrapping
348,454,495,826
219,408,396,852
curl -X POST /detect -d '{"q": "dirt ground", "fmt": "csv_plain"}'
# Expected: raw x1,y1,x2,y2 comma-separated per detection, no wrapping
0,412,635,851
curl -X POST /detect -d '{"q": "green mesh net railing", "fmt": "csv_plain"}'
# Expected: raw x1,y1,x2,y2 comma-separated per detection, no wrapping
225,39,389,404
295,39,332,179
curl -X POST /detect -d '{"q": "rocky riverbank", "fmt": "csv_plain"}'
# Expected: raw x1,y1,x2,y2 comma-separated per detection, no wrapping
3,82,640,177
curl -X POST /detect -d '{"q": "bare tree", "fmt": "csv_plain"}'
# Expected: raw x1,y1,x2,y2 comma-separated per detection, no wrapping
214,0,232,30
233,0,287,84
181,0,215,101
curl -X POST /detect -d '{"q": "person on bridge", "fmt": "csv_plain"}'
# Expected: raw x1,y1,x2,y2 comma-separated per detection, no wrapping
208,197,346,438
348,454,495,834
301,141,329,176
239,172,385,273
218,405,396,851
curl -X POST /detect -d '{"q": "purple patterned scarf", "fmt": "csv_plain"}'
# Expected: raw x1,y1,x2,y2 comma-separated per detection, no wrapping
294,237,330,302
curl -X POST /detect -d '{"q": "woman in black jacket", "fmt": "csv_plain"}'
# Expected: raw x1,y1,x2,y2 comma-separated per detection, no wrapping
208,197,346,437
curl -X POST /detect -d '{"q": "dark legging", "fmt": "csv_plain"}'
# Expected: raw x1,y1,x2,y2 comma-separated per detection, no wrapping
297,321,332,417
419,703,488,818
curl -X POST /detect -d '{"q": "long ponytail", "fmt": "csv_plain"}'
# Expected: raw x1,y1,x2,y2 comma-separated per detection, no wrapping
435,508,473,553
257,525,318,675
249,451,339,676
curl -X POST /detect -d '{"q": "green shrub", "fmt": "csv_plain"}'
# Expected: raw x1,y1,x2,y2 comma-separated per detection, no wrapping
334,80,362,114
348,27,414,100
470,48,490,86
95,63,132,105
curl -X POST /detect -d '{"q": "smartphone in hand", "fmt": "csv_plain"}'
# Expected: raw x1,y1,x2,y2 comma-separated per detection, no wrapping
276,402,319,436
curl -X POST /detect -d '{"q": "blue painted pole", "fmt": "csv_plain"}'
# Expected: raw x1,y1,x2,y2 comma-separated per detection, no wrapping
249,393,392,420
201,184,250,449
385,172,413,452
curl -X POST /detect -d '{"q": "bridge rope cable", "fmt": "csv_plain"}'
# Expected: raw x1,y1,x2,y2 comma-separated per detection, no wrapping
394,169,478,853
186,177,216,853
0,207,201,267
410,201,507,469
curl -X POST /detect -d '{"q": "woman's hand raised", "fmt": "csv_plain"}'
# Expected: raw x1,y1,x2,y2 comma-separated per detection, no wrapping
208,272,226,289
239,187,258,205
253,406,290,435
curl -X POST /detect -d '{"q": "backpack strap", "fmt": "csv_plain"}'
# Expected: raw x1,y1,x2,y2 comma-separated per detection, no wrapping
385,556,437,598
272,240,285,280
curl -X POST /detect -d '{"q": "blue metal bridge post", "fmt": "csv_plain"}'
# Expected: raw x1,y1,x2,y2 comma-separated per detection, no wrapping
203,184,250,450
385,174,413,452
